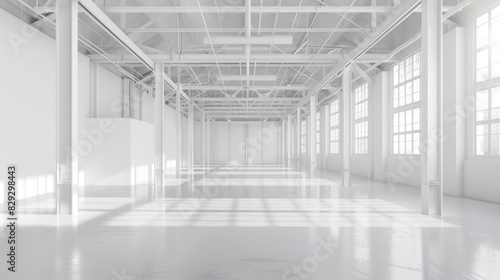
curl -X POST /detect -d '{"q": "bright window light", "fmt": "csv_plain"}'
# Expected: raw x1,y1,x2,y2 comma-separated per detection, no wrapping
316,112,321,154
330,99,340,154
354,83,369,154
392,51,421,155
474,4,500,157
301,120,307,154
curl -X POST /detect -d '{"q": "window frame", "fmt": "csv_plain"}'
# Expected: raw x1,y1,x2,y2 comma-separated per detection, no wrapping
330,99,340,154
354,83,369,155
391,51,422,156
316,111,321,154
474,3,500,158
301,119,307,154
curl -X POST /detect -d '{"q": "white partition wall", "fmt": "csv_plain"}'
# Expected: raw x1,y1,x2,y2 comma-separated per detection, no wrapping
209,121,279,166
214,122,231,165
247,123,264,165
262,121,280,165
229,123,246,165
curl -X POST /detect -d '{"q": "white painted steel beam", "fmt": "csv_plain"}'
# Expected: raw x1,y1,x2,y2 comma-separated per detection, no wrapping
342,65,352,187
188,102,194,179
56,0,79,215
205,36,293,45
125,27,373,33
309,95,317,175
154,62,165,189
287,115,293,167
176,85,183,179
217,75,277,82
37,5,451,14
421,0,443,215
291,0,421,113
296,109,301,168
88,53,393,64
184,85,311,91
191,97,302,102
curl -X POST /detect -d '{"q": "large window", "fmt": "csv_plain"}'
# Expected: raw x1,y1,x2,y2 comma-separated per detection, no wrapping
354,83,368,154
330,99,340,154
301,120,306,154
392,52,421,155
316,112,320,153
475,5,500,156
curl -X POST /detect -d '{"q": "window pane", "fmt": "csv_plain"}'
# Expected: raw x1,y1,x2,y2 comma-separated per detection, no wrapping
413,78,421,102
406,110,413,132
413,108,421,130
413,52,421,77
393,113,399,133
394,87,399,108
476,124,489,155
413,133,420,154
399,134,406,155
476,90,489,111
393,64,399,85
476,21,489,48
492,45,500,78
476,50,489,82
477,13,488,27
406,133,413,154
492,13,500,43
406,82,413,104
405,57,413,80
477,49,489,69
492,134,500,156
399,61,405,83
394,135,399,154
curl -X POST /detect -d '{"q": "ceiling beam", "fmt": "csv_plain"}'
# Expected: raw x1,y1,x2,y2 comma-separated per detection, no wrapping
201,106,296,109
78,0,206,114
88,53,395,64
290,0,422,114
125,27,373,33
183,85,311,91
192,97,301,102
36,5,453,14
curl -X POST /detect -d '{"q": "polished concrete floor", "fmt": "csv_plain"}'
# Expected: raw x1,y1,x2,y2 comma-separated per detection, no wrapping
1,165,500,279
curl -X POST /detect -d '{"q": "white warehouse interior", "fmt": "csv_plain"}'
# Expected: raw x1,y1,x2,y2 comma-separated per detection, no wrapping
1,0,500,279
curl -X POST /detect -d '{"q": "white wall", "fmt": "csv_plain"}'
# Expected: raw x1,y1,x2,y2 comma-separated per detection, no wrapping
82,118,154,187
0,9,89,204
0,8,185,201
97,68,123,118
458,2,500,204
210,121,279,166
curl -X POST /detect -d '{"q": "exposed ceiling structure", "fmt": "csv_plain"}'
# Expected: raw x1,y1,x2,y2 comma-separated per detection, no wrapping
2,0,470,121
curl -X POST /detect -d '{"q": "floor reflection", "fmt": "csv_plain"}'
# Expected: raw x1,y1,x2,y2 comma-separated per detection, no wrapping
0,165,499,280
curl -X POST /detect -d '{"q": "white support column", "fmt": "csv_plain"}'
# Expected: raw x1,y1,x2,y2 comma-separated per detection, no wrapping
421,0,443,215
188,102,194,179
176,85,182,178
342,65,352,186
309,95,317,175
202,114,206,166
287,115,293,167
56,0,78,215
89,62,98,118
279,121,283,165
296,109,301,168
122,78,130,118
154,62,165,189
206,118,210,167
